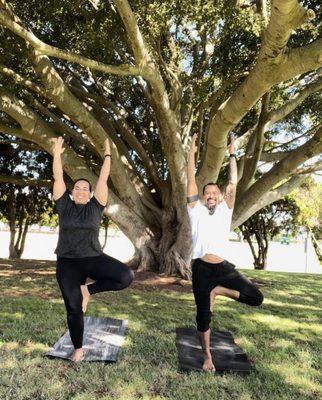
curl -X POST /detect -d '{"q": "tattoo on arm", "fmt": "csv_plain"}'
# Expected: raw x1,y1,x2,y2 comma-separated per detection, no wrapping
187,194,199,203
228,156,238,185
225,186,236,199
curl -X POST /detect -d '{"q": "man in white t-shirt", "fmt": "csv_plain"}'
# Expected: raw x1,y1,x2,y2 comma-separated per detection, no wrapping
187,134,264,372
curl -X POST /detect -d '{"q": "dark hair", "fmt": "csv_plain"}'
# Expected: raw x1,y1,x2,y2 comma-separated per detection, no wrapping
73,178,92,192
202,182,222,195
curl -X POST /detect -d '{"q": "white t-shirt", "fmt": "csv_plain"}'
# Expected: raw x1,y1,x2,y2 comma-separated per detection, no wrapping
187,199,233,260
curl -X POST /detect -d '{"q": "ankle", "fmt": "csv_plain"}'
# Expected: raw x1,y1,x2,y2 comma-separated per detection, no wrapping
71,347,84,362
203,350,212,358
81,285,90,295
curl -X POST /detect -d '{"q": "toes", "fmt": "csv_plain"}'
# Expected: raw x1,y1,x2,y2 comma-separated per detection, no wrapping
203,367,216,373
202,362,216,373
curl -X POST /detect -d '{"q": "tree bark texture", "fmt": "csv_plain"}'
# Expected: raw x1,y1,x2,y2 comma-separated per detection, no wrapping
0,0,321,275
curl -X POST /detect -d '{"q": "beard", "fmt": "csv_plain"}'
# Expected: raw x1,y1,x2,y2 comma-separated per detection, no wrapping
208,206,216,215
206,201,217,215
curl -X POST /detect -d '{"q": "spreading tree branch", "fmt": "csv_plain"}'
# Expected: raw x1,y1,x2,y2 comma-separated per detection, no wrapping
0,87,157,245
238,93,270,193
260,151,290,162
0,64,44,95
232,174,307,228
197,0,319,187
234,125,322,224
28,49,149,215
68,82,162,195
113,0,188,212
267,77,322,124
0,175,52,187
0,6,140,76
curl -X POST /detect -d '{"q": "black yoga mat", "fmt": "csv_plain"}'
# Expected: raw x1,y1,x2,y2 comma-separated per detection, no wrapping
176,327,254,374
45,316,127,362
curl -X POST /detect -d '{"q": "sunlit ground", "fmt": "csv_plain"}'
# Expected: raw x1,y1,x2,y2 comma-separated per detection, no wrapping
0,259,321,400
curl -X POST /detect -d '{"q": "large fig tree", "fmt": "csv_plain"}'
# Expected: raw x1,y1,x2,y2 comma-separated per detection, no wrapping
0,0,321,277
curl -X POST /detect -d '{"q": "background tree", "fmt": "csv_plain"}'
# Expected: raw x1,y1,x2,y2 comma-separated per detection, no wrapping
0,138,55,258
240,197,300,269
292,178,322,262
0,0,321,277
0,184,55,258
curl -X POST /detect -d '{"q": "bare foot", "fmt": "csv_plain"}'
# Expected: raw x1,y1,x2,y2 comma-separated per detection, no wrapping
203,355,216,372
80,285,90,313
71,348,84,362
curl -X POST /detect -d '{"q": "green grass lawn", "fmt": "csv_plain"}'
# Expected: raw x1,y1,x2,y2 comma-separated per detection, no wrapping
0,259,321,400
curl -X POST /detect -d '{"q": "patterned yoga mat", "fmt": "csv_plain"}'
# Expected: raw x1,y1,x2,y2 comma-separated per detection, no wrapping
45,316,128,362
176,327,254,374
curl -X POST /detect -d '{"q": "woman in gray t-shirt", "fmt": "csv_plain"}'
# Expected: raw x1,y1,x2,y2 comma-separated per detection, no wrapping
52,136,134,362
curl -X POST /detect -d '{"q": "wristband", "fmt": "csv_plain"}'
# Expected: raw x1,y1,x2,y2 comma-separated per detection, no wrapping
229,154,236,158
187,194,199,203
104,154,111,158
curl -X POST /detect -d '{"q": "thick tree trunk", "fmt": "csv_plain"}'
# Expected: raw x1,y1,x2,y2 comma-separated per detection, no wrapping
131,237,192,279
126,239,159,272
155,205,192,278
1,0,320,278
125,209,193,279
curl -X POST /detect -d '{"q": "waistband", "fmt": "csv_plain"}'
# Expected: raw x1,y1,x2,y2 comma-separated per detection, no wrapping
57,254,103,262
193,258,227,267
192,258,239,283
192,258,237,273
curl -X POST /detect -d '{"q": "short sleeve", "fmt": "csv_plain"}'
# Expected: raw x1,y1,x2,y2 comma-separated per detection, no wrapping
92,195,107,213
54,189,71,214
187,199,203,217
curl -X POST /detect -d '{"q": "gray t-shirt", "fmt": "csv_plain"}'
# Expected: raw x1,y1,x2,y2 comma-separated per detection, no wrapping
54,189,105,258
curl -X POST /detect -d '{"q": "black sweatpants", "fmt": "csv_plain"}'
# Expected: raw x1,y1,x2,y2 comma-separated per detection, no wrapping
192,258,264,332
56,253,134,349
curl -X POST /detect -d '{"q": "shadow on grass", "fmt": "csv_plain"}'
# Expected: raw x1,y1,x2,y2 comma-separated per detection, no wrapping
0,260,321,399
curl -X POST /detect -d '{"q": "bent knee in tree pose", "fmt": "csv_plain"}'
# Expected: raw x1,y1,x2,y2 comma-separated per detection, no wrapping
52,136,134,362
186,133,264,372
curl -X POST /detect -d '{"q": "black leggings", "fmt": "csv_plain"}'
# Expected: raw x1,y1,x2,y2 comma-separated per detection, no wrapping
56,253,134,349
192,258,264,332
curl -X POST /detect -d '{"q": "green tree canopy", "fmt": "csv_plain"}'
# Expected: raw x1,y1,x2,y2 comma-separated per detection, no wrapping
0,0,321,276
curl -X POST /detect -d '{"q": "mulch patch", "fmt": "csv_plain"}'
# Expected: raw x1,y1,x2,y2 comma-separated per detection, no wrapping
131,270,192,293
0,258,192,293
0,258,56,270
0,258,266,294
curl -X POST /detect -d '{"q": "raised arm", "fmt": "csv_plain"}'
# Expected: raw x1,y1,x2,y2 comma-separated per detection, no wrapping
94,139,111,206
187,134,199,208
52,136,66,200
225,134,238,209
